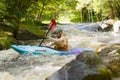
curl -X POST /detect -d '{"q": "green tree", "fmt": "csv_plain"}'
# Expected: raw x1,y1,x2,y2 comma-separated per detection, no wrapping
4,0,36,39
0,0,6,18
0,0,6,25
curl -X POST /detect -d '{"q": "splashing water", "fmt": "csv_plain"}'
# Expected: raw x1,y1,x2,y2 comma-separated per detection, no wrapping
0,49,75,80
0,23,120,80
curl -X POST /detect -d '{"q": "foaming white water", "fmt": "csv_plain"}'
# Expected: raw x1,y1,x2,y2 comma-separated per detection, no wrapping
113,20,120,33
64,25,120,47
0,48,75,80
0,23,120,80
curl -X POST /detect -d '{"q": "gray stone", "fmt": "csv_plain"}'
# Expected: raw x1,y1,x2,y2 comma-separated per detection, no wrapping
98,46,120,77
46,51,112,80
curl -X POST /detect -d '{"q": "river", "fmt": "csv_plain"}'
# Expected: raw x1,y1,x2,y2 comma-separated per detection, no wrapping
0,23,120,80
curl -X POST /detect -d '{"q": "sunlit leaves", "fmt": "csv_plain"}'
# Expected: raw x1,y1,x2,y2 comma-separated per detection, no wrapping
76,0,91,10
0,0,6,17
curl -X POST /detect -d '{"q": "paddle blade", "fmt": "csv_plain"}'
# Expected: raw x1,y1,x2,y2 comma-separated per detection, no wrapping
49,19,56,31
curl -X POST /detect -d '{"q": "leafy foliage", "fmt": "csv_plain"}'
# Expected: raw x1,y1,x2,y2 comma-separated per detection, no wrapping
0,31,13,50
0,0,120,49
20,23,45,37
76,0,120,22
0,0,6,18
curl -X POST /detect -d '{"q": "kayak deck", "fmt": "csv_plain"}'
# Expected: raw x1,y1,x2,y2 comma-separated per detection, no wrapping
11,45,94,55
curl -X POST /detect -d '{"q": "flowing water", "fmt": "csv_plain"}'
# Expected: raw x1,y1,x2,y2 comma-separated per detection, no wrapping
0,23,120,80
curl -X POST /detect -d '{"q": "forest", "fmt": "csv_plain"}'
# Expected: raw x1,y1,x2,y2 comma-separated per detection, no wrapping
0,0,120,49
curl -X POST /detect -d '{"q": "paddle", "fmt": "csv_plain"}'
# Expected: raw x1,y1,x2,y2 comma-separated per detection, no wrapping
39,19,56,46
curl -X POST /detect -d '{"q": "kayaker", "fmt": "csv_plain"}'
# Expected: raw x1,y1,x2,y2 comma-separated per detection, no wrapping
46,29,69,51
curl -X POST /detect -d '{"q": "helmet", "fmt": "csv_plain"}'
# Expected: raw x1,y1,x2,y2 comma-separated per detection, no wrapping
53,28,63,34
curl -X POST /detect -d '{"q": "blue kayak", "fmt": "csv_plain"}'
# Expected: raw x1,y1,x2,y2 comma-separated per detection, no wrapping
11,45,94,55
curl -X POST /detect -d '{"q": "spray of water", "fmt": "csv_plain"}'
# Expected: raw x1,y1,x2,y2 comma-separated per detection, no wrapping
0,23,120,80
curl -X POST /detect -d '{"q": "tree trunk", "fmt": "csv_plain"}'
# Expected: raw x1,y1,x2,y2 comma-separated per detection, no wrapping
114,1,120,19
37,4,44,23
108,0,115,19
12,17,20,39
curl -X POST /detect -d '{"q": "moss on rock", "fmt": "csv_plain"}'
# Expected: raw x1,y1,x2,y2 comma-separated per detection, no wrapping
0,31,13,50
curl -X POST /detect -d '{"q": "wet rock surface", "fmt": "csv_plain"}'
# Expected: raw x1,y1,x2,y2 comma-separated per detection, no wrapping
46,51,112,80
98,46,120,77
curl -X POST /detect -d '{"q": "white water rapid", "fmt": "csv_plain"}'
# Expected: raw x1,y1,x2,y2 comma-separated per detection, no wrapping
0,23,120,80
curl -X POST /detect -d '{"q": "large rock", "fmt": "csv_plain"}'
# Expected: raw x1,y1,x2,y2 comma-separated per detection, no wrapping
46,51,112,80
98,46,120,77
97,19,117,32
98,22,113,32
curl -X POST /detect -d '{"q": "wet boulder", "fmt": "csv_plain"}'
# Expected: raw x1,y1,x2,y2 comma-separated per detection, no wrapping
46,51,112,80
97,19,116,32
98,46,120,77
97,22,113,32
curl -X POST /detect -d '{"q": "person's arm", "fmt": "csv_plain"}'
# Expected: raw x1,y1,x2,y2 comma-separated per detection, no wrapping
47,36,64,42
50,42,55,46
